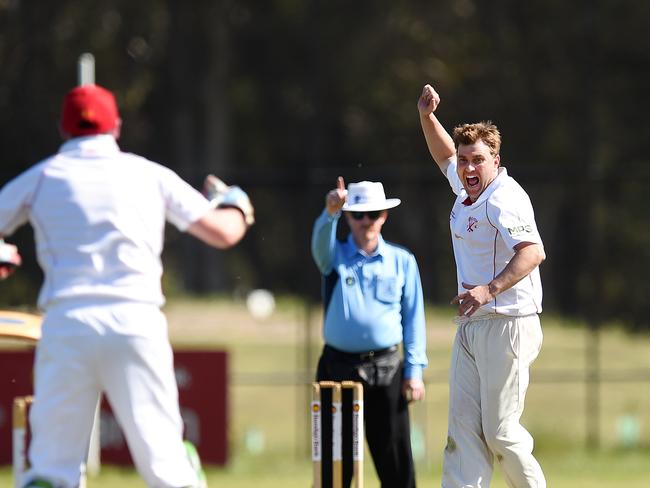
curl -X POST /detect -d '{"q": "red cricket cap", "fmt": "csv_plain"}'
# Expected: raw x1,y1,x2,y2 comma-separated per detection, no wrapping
60,84,120,137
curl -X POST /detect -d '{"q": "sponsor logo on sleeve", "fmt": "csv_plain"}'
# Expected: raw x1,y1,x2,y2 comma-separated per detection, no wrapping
507,224,533,236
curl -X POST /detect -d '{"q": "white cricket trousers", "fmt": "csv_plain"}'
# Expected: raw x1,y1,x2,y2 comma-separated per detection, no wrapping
24,299,198,488
442,314,546,488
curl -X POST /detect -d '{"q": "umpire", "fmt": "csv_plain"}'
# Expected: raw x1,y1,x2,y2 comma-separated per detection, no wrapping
311,177,428,488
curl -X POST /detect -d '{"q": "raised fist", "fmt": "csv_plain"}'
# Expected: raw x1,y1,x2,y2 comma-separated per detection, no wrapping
417,84,441,116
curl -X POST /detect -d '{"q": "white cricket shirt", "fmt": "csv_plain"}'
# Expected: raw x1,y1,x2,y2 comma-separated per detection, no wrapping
444,157,543,316
0,135,212,309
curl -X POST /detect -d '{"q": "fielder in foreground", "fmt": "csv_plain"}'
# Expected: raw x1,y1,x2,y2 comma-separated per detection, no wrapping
0,84,254,488
417,84,546,488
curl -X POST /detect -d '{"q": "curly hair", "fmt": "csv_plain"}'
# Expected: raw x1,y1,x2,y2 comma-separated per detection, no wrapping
452,121,501,156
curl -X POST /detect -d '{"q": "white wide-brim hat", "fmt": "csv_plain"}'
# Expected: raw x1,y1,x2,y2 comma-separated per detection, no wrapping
341,181,401,212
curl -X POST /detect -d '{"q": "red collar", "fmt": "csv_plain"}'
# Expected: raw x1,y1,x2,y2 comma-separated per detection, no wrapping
462,196,473,206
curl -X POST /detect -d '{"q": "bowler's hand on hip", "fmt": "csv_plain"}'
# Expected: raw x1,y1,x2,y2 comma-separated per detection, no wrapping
451,282,495,317
325,176,348,216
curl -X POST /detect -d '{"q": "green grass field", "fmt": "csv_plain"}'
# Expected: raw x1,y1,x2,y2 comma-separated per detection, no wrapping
2,449,649,487
2,296,650,487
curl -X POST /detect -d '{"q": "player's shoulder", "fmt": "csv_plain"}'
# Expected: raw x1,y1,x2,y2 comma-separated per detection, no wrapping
119,151,161,168
489,171,531,205
487,173,535,220
383,240,416,260
119,152,181,178
10,158,51,184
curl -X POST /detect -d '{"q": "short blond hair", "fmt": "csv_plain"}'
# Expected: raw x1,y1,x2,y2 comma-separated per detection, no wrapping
452,121,501,156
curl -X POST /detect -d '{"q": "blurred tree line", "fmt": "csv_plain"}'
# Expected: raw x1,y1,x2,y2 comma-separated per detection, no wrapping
0,0,648,330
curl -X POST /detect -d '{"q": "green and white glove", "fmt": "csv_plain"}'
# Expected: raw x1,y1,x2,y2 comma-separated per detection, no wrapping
183,440,208,488
204,175,255,226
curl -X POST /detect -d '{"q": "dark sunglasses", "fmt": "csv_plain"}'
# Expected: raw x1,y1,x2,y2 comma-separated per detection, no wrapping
350,210,382,221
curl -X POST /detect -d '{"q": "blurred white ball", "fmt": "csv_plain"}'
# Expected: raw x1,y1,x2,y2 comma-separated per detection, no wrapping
246,289,275,320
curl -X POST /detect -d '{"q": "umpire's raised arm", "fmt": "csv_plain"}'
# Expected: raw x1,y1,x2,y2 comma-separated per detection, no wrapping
311,176,347,275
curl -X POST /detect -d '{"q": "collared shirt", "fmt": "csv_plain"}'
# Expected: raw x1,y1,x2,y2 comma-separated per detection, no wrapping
444,157,544,316
311,209,428,380
0,135,212,309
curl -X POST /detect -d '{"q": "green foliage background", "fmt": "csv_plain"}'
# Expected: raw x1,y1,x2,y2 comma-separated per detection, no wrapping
0,1,649,329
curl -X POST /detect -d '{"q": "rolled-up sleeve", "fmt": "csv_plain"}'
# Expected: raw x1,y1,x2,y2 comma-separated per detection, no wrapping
158,166,212,231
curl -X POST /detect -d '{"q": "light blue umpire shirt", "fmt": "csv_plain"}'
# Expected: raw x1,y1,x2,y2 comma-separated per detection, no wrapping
311,209,428,380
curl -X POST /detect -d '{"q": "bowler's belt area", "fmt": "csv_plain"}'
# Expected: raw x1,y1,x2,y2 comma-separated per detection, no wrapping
324,343,399,362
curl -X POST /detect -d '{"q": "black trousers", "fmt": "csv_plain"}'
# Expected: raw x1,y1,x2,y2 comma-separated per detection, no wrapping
316,345,416,488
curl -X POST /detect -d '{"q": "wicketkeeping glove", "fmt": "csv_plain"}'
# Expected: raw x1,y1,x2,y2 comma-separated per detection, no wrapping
204,175,255,226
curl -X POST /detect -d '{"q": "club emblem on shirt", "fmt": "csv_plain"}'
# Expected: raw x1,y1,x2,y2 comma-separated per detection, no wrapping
345,276,355,286
467,216,478,232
